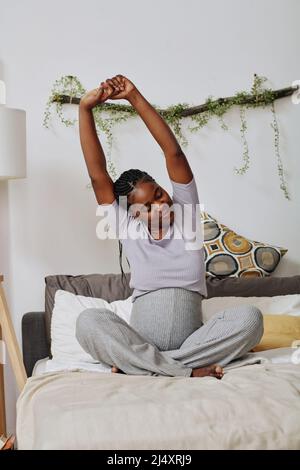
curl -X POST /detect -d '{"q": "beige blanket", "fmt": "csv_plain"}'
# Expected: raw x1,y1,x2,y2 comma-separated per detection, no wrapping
16,363,300,450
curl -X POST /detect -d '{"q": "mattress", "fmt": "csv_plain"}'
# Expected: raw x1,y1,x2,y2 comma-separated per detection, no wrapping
17,349,300,450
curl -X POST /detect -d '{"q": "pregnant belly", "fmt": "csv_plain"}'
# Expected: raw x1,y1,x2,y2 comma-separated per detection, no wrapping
129,287,203,351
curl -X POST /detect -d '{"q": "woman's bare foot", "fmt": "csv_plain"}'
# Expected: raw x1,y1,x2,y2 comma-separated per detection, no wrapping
191,364,224,379
111,364,224,379
111,366,125,374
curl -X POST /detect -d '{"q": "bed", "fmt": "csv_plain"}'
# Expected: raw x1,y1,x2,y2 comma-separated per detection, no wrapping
17,273,300,450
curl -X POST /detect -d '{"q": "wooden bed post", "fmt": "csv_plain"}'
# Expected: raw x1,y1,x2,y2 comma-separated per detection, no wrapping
0,324,6,436
0,275,27,399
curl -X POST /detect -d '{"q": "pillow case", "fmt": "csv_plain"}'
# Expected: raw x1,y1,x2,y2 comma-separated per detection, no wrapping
201,211,287,278
51,289,133,365
252,315,300,352
45,272,132,347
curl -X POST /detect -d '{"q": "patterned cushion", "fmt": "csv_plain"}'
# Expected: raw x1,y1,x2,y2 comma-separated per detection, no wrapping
201,212,287,278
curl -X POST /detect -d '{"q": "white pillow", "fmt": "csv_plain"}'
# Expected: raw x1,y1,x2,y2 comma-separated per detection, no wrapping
51,289,133,365
201,294,300,323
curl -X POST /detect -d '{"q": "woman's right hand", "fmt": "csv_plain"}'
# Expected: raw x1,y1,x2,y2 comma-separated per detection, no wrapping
79,82,116,110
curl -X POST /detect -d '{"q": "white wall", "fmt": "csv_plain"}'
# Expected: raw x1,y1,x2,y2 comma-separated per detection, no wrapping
0,0,299,434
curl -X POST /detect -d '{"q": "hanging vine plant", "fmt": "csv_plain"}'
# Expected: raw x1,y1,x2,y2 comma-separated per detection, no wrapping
43,74,298,199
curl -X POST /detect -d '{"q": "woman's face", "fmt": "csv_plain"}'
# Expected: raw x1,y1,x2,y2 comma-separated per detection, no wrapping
127,180,174,232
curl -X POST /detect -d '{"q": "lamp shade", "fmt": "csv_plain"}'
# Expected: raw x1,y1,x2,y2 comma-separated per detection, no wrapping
0,105,27,179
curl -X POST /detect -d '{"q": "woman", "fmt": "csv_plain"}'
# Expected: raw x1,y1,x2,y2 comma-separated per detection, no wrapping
76,74,263,379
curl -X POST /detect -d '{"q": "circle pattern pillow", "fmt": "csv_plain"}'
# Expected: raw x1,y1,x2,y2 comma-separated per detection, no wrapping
201,211,287,278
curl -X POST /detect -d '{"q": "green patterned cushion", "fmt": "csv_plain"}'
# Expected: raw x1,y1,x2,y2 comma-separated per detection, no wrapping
201,212,287,278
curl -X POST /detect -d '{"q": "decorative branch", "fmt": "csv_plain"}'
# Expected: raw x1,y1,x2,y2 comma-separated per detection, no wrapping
52,84,298,116
43,74,298,198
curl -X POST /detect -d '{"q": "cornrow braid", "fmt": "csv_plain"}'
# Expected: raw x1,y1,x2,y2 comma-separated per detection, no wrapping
114,169,156,290
114,168,155,198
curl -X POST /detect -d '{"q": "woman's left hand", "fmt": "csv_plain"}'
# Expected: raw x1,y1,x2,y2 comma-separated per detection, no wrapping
101,74,137,101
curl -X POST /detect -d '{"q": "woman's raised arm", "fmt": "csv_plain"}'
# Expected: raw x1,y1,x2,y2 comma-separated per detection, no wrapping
79,84,116,204
103,74,193,185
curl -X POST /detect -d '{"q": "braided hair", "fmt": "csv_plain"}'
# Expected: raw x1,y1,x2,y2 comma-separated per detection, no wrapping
113,169,156,289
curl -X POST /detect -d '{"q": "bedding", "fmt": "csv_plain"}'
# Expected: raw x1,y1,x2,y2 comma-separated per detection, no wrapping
201,293,300,322
201,294,300,351
17,358,300,450
32,356,111,375
51,289,132,366
52,290,300,370
252,315,300,351
44,274,300,347
20,274,300,450
34,347,300,375
201,211,287,278
32,357,49,376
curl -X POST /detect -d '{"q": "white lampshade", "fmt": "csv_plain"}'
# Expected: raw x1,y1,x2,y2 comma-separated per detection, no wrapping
0,98,27,180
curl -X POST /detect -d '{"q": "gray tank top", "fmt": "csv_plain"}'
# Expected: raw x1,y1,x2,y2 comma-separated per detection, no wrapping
98,176,207,302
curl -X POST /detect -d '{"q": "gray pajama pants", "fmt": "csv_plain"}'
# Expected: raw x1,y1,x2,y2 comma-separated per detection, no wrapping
75,287,264,377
